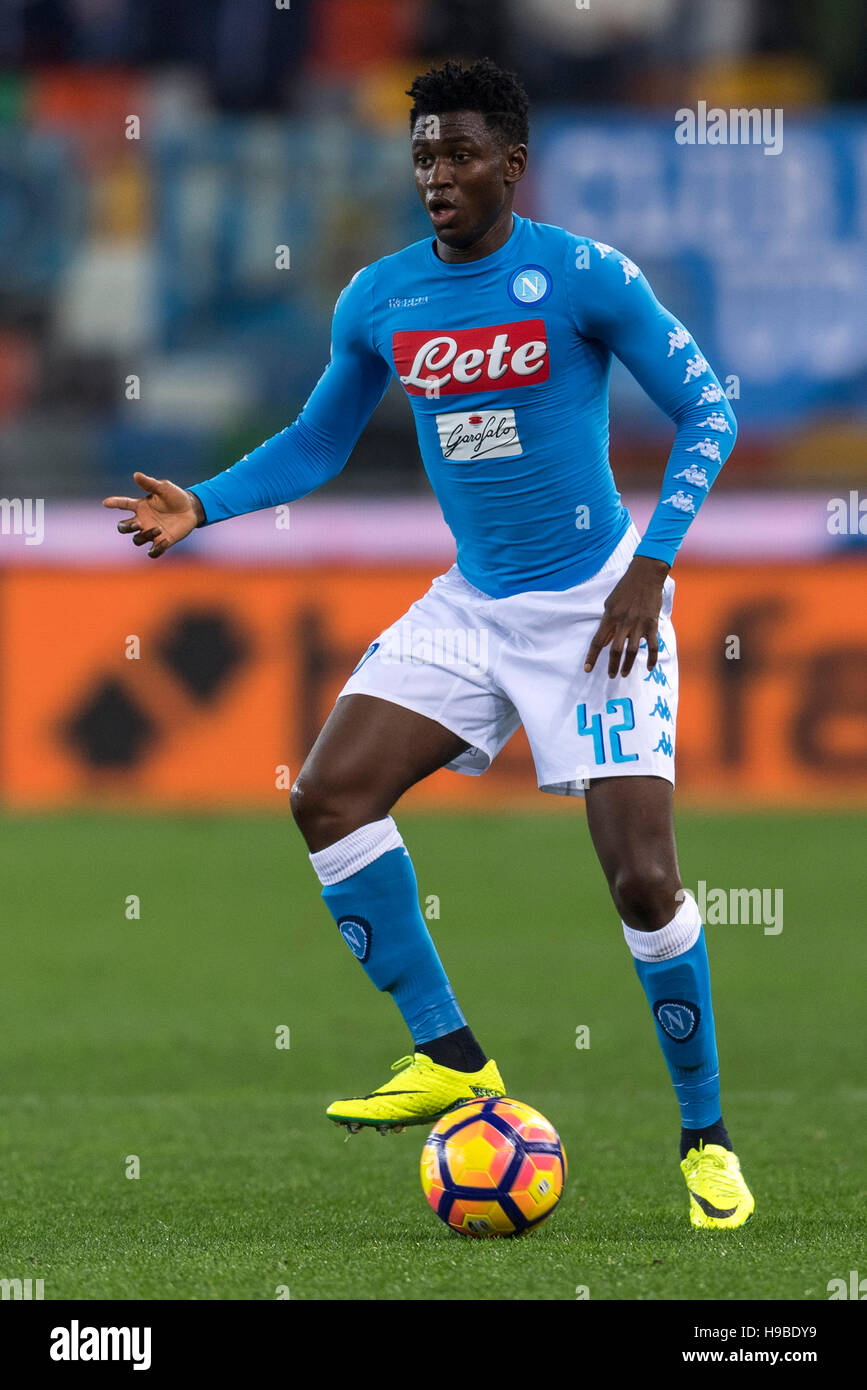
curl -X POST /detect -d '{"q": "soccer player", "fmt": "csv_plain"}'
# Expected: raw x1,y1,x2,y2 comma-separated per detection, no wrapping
105,59,754,1229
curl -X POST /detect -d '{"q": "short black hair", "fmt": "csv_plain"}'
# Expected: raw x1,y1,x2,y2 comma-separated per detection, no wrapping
407,58,530,147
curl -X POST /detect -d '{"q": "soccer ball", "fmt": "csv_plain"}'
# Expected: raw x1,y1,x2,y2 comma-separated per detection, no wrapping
420,1097,567,1237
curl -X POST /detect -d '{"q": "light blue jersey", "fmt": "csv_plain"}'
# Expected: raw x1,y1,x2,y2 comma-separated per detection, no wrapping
190,214,736,596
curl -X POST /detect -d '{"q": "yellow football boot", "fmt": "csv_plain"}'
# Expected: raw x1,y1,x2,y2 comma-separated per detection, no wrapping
326,1052,506,1133
681,1142,755,1228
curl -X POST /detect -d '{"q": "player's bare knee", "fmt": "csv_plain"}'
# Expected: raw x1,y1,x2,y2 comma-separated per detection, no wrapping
290,772,387,851
289,773,339,845
611,861,681,932
289,775,314,835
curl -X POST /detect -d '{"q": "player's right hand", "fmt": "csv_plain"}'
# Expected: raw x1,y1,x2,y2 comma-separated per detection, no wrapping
102,472,204,558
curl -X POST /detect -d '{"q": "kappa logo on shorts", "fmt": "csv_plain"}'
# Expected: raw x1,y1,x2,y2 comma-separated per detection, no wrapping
338,915,372,962
350,641,380,675
654,999,700,1042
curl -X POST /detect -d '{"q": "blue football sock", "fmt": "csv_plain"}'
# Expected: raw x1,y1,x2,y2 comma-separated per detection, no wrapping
310,817,465,1046
623,896,721,1130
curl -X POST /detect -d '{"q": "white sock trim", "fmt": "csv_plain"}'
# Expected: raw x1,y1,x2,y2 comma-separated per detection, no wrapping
309,816,404,886
622,892,702,962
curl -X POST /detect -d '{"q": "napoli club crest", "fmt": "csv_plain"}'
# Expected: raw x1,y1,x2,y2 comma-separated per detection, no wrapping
653,999,700,1042
338,915,371,962
508,266,552,306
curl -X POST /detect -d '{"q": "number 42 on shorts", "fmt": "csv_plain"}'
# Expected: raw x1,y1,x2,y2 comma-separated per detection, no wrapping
577,698,639,766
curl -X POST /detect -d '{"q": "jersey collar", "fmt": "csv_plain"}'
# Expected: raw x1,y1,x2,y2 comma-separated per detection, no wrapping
425,212,526,275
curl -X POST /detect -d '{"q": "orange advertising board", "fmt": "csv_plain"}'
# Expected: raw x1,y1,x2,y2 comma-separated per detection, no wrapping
1,562,865,809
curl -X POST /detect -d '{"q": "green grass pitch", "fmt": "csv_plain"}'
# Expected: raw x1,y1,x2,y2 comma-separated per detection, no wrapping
0,808,863,1301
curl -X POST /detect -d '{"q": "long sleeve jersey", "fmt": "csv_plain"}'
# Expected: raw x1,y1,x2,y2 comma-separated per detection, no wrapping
190,213,736,597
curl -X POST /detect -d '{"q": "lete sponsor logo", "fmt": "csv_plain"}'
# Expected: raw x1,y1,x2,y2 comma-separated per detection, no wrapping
393,320,549,396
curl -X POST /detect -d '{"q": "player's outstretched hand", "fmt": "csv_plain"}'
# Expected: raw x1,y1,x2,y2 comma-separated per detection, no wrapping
102,472,204,558
584,554,671,678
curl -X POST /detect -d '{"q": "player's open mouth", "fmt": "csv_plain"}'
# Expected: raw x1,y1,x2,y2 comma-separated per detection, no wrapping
428,201,458,227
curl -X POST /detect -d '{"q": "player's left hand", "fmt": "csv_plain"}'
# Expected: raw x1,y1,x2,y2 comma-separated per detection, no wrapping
584,554,670,678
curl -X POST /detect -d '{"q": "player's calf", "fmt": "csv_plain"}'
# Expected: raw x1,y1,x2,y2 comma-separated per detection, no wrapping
291,696,493,1121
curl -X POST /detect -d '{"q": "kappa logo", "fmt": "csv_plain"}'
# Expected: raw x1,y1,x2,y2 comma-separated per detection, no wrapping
654,999,700,1041
662,490,697,514
508,266,551,306
667,325,691,356
687,437,722,463
351,641,380,675
698,411,732,434
640,635,667,655
674,464,710,489
338,916,371,963
393,320,549,396
388,295,429,308
683,354,709,384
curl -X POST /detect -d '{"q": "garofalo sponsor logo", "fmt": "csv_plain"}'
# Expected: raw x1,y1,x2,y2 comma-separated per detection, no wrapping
437,408,522,460
49,1321,152,1371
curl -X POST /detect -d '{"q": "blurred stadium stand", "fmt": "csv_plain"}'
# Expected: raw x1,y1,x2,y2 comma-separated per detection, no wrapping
0,0,865,502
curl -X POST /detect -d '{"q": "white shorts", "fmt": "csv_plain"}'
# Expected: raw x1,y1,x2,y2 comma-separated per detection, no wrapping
339,523,678,796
